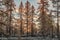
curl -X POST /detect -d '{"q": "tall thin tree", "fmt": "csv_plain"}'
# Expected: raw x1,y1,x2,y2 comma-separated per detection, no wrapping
19,1,24,36
31,5,35,36
56,0,59,38
25,0,31,36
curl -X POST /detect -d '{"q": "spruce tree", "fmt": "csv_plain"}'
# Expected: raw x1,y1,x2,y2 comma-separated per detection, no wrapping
31,5,35,36
19,1,24,36
37,0,54,37
3,0,15,36
24,0,31,36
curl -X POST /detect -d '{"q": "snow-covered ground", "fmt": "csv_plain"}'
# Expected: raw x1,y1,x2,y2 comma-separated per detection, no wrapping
0,37,59,40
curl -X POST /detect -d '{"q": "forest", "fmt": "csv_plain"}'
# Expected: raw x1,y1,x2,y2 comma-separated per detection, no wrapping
0,0,60,40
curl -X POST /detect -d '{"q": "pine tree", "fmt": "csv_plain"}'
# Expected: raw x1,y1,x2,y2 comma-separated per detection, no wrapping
0,0,9,36
30,5,35,36
19,1,24,36
24,0,31,36
3,0,15,36
52,0,60,38
37,0,54,37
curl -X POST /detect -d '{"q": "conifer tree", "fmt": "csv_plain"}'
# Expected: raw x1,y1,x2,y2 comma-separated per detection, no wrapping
3,0,15,36
19,1,24,36
0,0,9,36
37,0,54,37
24,0,31,36
52,0,60,38
30,5,35,36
